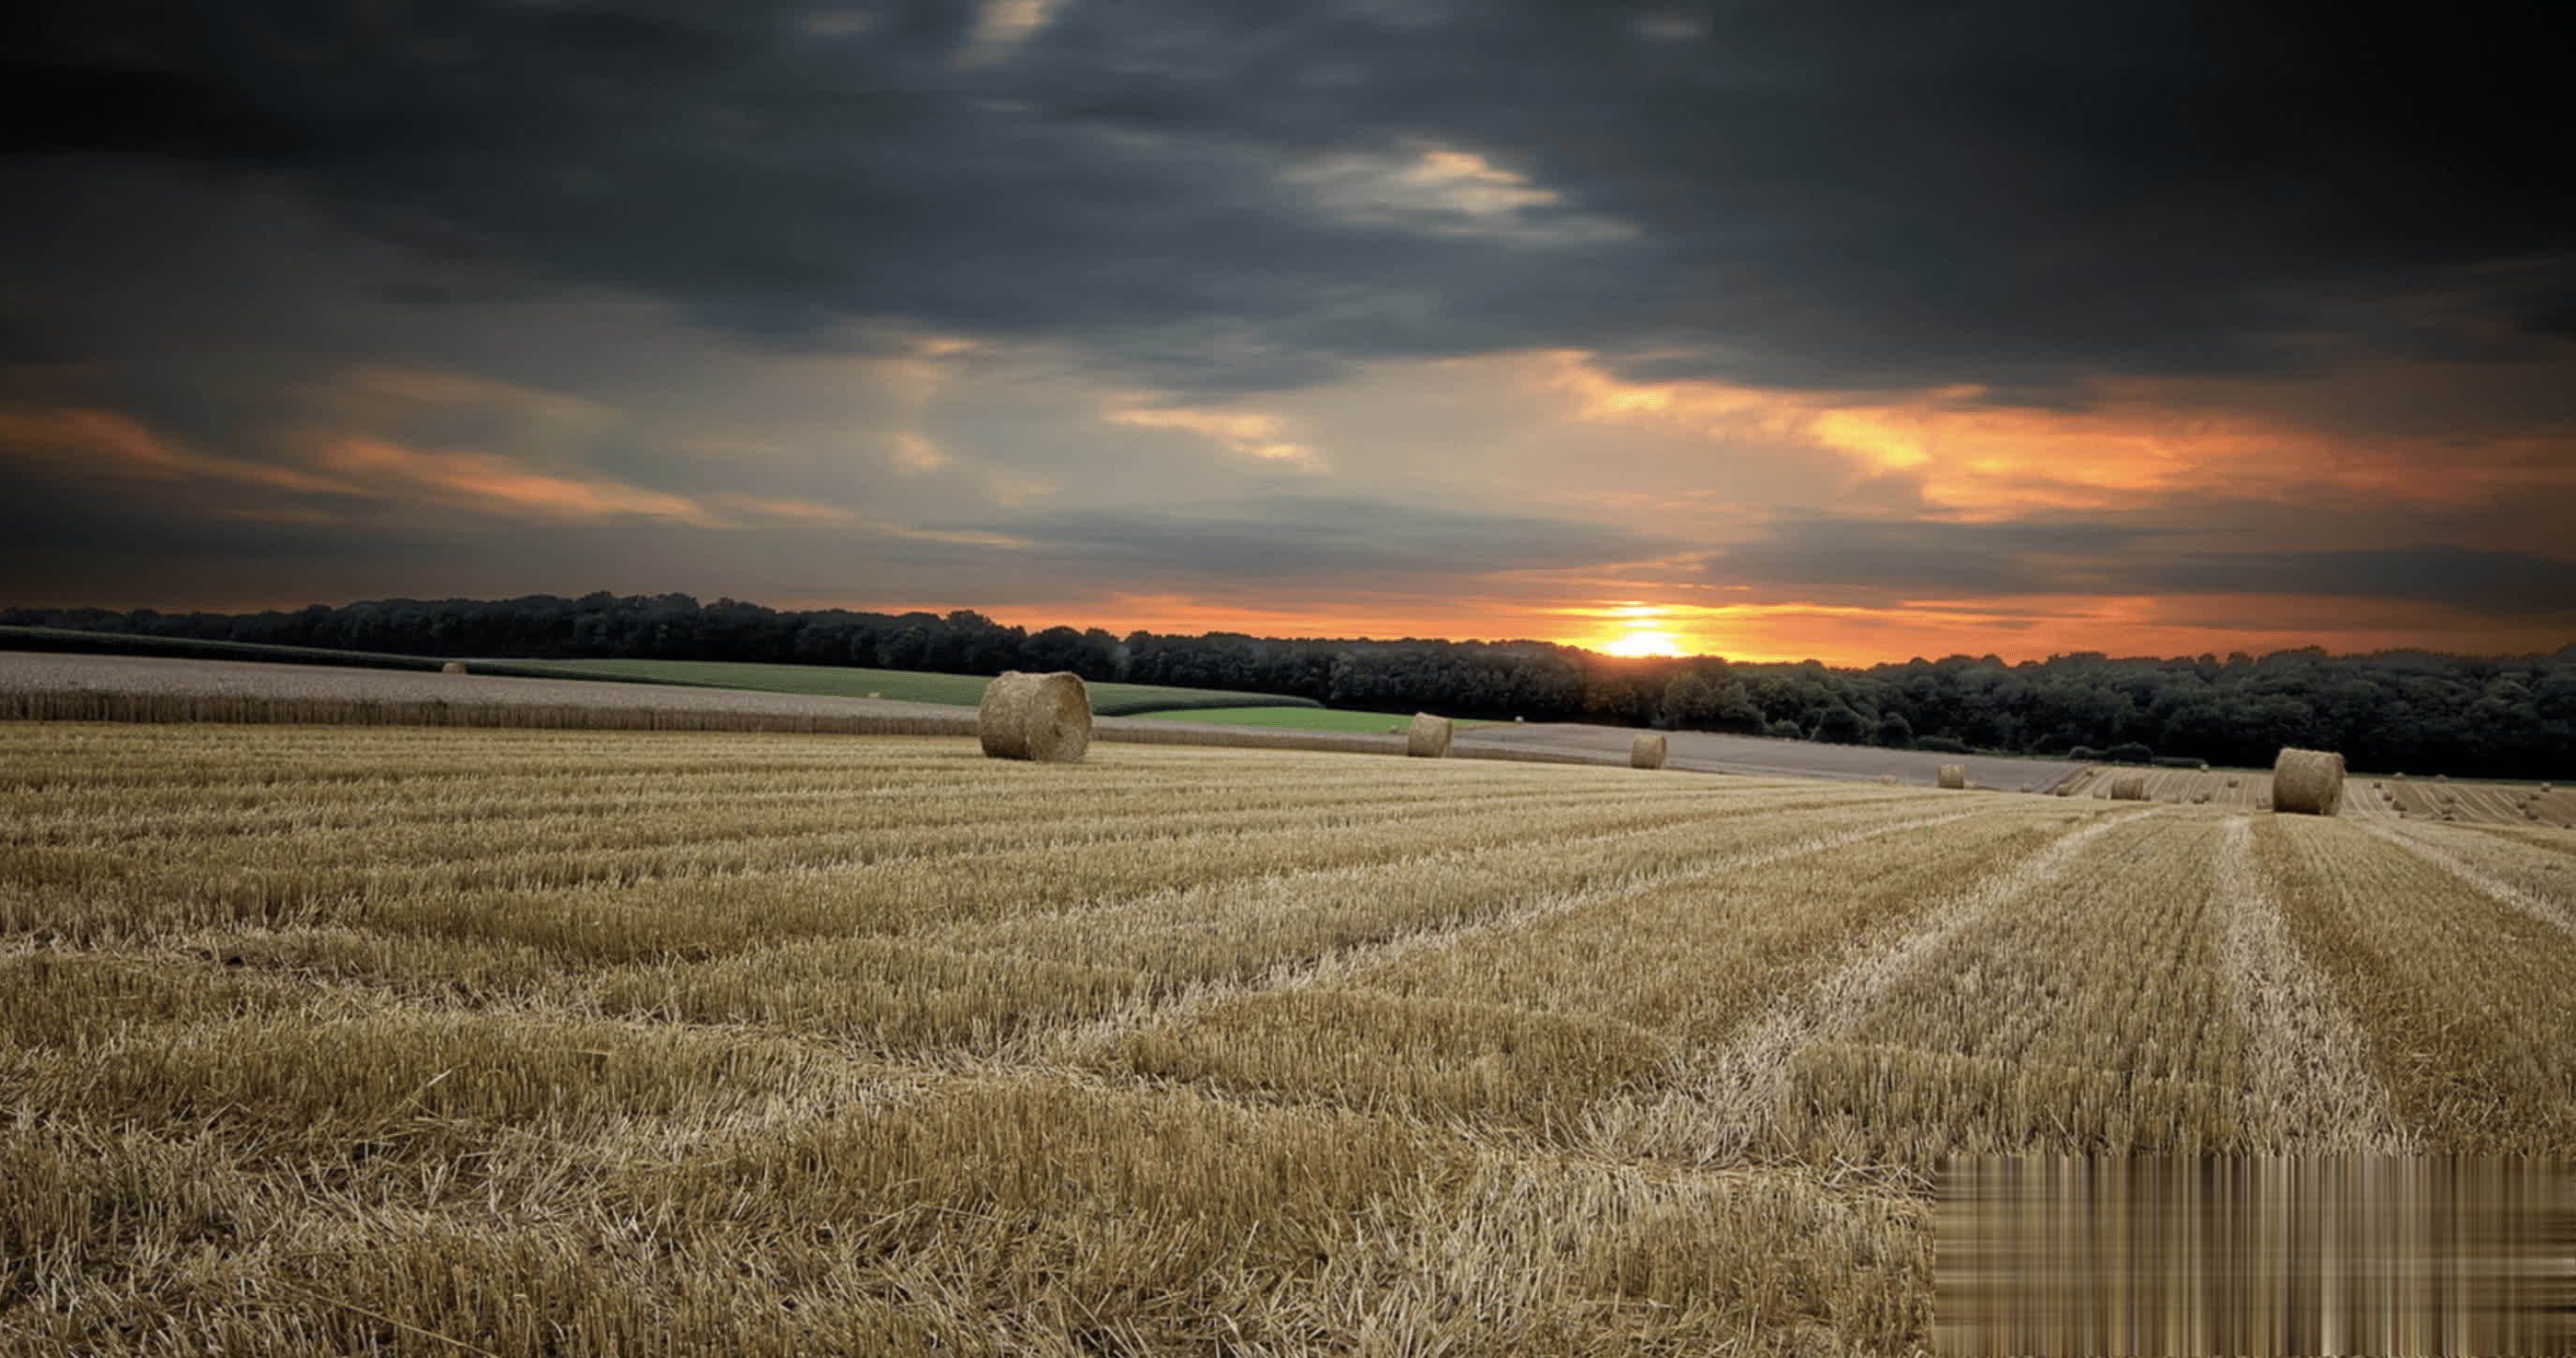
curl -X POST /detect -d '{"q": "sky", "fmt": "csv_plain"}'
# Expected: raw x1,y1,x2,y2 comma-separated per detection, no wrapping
4,0,2573,664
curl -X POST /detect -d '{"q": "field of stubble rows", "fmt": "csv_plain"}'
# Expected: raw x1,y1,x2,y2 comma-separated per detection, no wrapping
2,723,2571,1355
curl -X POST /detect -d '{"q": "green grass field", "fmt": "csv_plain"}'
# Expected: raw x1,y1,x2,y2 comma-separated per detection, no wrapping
501,657,1317,717
0,629,1323,718
0,626,682,686
1128,704,1498,731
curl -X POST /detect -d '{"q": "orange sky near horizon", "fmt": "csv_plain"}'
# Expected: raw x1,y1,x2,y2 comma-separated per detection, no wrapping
10,346,2573,668
817,594,2573,667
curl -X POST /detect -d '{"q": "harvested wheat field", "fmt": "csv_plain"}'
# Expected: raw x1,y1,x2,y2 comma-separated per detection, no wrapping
2053,762,2576,828
4,723,2572,1355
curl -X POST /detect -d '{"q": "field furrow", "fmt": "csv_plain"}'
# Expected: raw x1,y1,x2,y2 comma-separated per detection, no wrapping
2213,817,2412,1152
1762,812,2254,1163
2365,819,2576,930
1583,810,2148,1168
2258,814,2576,1154
959,795,1963,995
1349,806,2082,1041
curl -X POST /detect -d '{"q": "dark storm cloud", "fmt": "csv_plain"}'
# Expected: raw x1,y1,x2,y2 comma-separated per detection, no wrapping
0,465,1019,612
8,0,2569,398
0,473,438,605
1708,514,2576,618
982,497,1680,579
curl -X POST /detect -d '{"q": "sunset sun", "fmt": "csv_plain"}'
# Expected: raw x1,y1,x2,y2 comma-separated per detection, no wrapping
1600,628,1686,657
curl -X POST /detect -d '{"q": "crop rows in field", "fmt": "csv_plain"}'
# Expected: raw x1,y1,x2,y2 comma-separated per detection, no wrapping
2054,761,2576,828
3,724,2570,1355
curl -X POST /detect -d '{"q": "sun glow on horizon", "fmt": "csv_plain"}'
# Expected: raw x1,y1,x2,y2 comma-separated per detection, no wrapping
1598,628,1686,657
1576,602,1695,657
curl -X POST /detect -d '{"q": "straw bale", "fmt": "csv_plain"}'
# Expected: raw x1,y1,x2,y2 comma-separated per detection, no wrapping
2272,746,2346,817
1937,764,1966,790
2109,775,2148,801
440,661,467,675
1406,713,1453,759
976,671,1092,762
1630,731,1667,770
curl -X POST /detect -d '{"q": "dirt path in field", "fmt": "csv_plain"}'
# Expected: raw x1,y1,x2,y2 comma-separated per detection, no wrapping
1455,721,2086,790
1580,810,2146,1167
2217,818,2413,1153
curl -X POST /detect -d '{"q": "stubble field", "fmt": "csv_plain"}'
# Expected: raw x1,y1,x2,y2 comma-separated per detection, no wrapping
2053,762,2576,826
3,723,2571,1355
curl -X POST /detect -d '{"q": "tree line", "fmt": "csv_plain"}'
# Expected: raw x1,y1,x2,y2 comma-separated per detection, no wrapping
10,593,2573,777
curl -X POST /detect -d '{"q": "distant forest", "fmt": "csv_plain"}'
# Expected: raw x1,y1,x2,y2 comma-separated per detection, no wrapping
11,593,2575,777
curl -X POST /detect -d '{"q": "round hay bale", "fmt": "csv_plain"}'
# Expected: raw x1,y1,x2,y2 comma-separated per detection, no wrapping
866,691,881,699
1386,725,1403,735
1937,764,1966,790
2542,782,2554,793
2109,775,2148,801
976,671,1092,762
2019,782,2034,793
2226,776,2241,788
440,660,468,675
1880,774,1900,785
2272,747,2346,817
1514,715,1526,723
2435,774,2449,783
1406,713,1453,759
1631,731,1667,770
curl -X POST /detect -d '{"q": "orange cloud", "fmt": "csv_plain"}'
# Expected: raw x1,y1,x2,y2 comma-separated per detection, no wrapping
315,436,727,524
712,494,856,525
337,363,612,425
1535,351,2574,519
2,402,866,532
0,406,355,500
1106,403,1325,472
